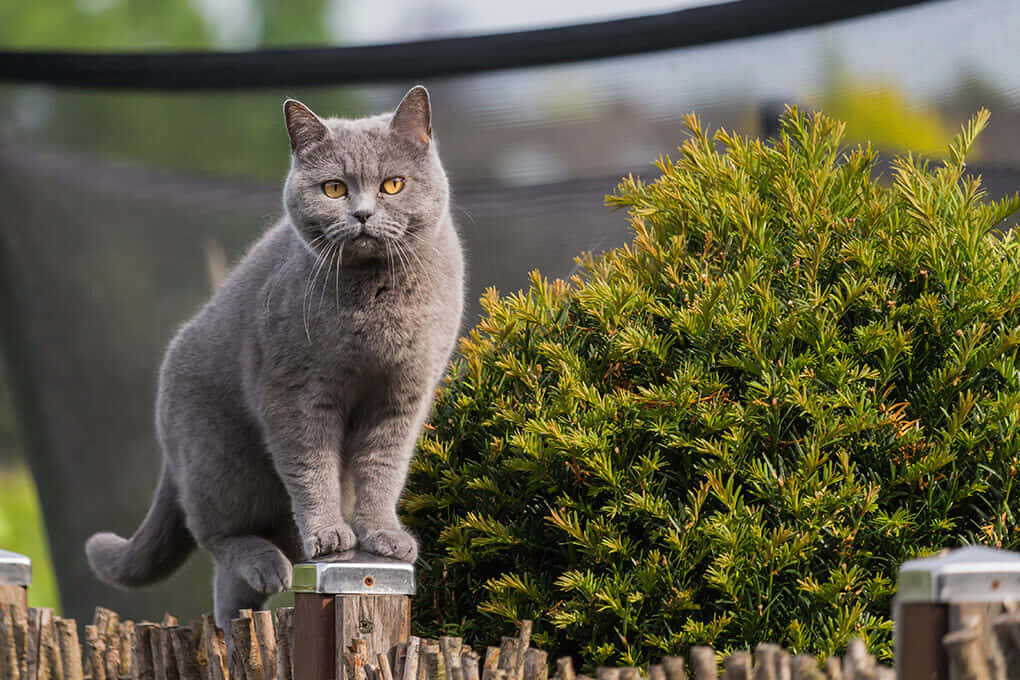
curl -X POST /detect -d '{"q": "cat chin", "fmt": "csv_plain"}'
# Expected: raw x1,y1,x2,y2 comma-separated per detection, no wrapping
341,235,388,263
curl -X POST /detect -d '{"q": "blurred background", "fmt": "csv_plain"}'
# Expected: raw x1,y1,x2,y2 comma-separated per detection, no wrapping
2,0,1020,625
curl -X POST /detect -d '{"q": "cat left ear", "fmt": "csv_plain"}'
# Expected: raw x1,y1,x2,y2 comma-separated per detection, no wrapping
390,85,432,145
284,99,330,154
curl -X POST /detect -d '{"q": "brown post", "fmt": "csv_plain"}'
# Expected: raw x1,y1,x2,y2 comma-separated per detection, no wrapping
895,603,949,680
292,551,415,680
0,550,31,610
295,593,337,680
895,546,1020,680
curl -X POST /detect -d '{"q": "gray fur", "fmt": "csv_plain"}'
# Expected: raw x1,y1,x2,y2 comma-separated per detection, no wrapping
85,87,464,629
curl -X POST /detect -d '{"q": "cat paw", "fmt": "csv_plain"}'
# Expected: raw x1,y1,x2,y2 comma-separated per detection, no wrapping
303,522,357,558
238,546,293,595
358,528,418,563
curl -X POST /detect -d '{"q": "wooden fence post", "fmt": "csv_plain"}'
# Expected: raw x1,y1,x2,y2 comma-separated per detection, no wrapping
292,551,415,680
895,546,1020,680
0,549,31,609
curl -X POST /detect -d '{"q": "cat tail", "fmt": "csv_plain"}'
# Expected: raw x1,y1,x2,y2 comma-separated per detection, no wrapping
85,463,196,588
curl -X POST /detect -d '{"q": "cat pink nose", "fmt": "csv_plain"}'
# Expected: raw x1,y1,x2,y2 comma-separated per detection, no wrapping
353,209,373,224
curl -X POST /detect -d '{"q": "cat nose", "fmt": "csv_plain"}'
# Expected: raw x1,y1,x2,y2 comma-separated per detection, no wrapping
352,208,373,224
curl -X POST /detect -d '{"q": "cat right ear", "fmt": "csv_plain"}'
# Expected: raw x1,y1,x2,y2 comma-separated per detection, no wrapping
283,99,329,154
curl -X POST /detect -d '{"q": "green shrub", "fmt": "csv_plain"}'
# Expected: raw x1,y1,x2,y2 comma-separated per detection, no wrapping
403,108,1020,666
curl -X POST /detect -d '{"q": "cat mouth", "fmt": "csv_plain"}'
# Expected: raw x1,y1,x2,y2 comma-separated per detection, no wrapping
348,233,381,255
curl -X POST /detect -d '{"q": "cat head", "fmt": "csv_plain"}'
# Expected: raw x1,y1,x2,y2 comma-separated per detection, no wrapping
282,86,449,260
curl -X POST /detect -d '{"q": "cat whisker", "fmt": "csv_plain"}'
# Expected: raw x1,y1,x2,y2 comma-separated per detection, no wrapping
384,239,396,288
391,239,412,283
393,239,434,292
398,229,443,256
334,242,344,310
303,240,335,341
318,241,339,313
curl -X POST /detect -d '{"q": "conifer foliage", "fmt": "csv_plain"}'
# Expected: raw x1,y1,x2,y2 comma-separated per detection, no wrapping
403,108,1020,666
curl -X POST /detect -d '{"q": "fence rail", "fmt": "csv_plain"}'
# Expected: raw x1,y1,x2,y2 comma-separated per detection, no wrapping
0,600,902,680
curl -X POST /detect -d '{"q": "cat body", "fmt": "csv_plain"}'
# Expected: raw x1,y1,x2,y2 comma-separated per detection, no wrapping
86,87,464,628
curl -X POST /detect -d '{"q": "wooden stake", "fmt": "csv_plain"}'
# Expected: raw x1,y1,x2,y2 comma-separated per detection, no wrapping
252,611,276,680
753,644,780,680
401,637,421,680
379,653,396,680
55,619,83,680
482,648,501,680
232,615,265,680
26,608,45,680
943,625,990,680
425,645,447,680
421,642,439,680
150,624,174,680
523,649,547,680
132,623,157,680
274,607,295,680
440,637,463,680
514,623,533,680
723,652,751,680
9,600,28,680
690,647,716,680
120,621,135,679
345,638,369,680
498,639,517,672
1,604,20,680
200,616,227,680
41,614,63,680
103,621,122,680
992,610,1020,679
169,627,201,680
461,651,480,680
662,657,687,680
792,655,823,680
555,658,574,680
93,609,119,639
842,639,873,680
85,625,108,680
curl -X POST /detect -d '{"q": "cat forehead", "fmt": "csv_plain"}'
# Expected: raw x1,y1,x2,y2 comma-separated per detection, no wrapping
298,113,421,168
323,112,392,137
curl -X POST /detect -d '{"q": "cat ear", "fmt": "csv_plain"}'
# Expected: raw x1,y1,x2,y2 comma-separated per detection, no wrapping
283,99,329,153
390,85,432,145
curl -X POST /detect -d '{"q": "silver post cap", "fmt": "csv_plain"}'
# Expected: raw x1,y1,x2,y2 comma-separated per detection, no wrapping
292,550,415,595
0,549,31,587
897,545,1020,603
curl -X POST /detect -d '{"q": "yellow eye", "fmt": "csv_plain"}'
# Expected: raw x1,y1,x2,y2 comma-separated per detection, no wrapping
322,180,347,198
381,177,405,195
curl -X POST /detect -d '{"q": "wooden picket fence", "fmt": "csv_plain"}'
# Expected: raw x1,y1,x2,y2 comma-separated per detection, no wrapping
0,599,898,680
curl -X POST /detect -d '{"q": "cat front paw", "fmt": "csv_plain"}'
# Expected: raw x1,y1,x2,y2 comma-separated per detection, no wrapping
358,528,418,563
303,522,357,559
239,546,293,595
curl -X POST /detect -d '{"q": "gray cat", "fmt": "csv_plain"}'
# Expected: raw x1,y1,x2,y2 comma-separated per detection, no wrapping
85,86,464,629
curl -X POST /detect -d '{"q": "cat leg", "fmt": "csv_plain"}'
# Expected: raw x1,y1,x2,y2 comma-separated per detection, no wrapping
347,406,424,562
204,534,293,603
264,413,356,559
213,563,270,631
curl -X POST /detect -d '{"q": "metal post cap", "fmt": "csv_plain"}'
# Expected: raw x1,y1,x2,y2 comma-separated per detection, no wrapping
0,549,31,587
291,550,415,595
897,545,1020,603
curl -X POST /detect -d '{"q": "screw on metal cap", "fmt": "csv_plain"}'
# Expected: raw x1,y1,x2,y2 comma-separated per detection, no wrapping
291,550,414,595
0,549,31,587
897,545,1020,603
